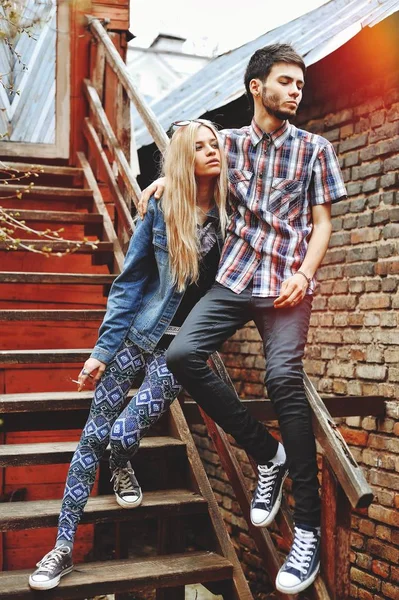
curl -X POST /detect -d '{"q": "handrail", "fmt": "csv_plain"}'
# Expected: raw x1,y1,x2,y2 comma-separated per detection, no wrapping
86,16,169,154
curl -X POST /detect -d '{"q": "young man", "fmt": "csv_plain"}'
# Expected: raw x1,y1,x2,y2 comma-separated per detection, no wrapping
140,44,346,595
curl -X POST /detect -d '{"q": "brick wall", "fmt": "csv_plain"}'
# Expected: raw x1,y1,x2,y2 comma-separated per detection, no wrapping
191,55,399,599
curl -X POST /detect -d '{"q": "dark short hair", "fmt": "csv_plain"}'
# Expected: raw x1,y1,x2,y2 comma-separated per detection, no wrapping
244,43,306,111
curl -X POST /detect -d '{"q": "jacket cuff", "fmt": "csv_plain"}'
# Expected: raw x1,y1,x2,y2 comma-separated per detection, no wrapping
91,346,114,364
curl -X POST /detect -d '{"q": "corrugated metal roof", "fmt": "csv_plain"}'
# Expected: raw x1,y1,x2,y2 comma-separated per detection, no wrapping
134,0,399,149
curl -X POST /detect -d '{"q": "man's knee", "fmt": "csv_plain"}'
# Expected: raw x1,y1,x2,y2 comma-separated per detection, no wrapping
166,339,198,375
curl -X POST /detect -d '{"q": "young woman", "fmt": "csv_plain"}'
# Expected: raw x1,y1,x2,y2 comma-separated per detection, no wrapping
29,120,228,591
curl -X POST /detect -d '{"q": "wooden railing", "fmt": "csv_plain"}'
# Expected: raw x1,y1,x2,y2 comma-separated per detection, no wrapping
85,17,379,600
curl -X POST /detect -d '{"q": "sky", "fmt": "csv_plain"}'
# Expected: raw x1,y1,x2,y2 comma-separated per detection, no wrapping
130,0,330,55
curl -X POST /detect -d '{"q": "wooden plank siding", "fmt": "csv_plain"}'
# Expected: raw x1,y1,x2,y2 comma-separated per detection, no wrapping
91,0,130,30
69,1,129,162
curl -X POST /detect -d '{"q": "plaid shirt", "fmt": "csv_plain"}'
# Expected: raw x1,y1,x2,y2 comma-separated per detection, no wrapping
216,119,346,297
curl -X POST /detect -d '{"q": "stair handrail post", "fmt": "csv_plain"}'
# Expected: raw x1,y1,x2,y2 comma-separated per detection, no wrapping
86,15,169,154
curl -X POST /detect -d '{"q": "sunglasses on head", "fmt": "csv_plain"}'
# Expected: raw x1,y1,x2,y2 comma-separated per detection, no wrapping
169,119,220,135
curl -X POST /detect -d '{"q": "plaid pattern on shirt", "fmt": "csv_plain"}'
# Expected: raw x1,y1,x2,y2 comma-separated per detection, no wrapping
216,119,347,297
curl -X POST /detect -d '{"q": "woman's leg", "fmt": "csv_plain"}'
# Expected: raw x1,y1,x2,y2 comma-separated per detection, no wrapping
56,339,146,545
110,347,182,469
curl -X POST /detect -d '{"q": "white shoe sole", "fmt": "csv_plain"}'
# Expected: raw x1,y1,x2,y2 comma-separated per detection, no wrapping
275,562,320,594
28,565,74,590
115,491,143,509
251,470,288,528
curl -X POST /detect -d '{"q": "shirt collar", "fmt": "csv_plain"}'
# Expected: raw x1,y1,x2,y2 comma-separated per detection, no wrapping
250,119,291,149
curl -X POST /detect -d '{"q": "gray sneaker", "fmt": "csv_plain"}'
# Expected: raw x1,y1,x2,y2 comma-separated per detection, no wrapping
29,545,73,590
111,460,143,508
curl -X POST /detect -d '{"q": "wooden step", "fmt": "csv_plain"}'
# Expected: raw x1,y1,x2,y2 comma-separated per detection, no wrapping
0,349,91,364
0,272,116,285
0,390,135,413
0,162,83,179
0,551,233,599
0,436,186,466
0,184,93,198
2,208,103,225
0,240,112,254
0,309,105,321
0,489,207,531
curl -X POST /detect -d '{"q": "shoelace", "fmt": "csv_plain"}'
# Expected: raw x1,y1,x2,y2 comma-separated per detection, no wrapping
111,466,139,494
36,546,70,570
285,527,317,575
255,463,281,501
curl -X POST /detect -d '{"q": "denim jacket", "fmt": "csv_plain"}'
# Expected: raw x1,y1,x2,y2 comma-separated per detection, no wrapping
91,196,222,364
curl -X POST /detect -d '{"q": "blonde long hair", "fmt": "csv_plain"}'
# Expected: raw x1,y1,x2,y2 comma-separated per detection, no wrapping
161,120,228,292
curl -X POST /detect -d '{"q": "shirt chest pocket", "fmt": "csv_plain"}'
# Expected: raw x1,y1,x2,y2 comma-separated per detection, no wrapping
153,230,168,264
268,177,303,221
228,169,253,199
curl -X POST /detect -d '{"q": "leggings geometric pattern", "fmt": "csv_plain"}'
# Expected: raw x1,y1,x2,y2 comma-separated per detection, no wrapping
56,338,181,544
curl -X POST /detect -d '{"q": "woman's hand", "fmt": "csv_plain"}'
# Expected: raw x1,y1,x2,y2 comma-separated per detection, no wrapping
274,273,308,309
77,358,106,391
138,177,166,218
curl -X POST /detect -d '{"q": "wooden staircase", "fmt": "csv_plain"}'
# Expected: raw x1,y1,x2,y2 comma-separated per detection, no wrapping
0,163,252,599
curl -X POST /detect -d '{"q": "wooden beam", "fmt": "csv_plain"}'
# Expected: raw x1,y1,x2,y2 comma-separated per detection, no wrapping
320,458,351,600
77,151,125,272
169,401,254,600
83,79,141,207
87,16,169,153
0,272,116,285
182,395,386,423
83,117,135,233
304,373,373,509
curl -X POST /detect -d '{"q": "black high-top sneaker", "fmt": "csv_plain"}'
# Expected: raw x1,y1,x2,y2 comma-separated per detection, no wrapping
275,525,321,594
250,461,288,527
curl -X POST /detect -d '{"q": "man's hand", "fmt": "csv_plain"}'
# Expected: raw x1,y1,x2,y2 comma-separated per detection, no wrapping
77,358,106,391
138,177,166,218
274,273,309,309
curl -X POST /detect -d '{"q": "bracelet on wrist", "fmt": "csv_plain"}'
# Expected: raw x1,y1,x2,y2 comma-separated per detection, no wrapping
297,270,311,286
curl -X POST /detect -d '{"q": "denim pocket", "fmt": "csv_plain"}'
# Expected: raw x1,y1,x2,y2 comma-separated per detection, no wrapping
268,177,303,221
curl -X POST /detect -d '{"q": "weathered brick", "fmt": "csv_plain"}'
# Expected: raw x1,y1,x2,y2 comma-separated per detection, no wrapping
358,294,390,310
384,154,399,173
323,127,340,142
382,191,399,205
370,469,399,491
357,212,373,227
329,231,351,247
345,151,360,167
350,567,381,592
356,364,387,381
352,161,383,180
340,133,369,152
370,110,386,128
325,108,353,127
354,98,384,117
375,524,392,542
328,295,357,310
339,426,368,446
383,223,399,239
381,172,399,189
350,229,380,244
347,246,377,262
387,102,399,122
362,177,379,193
367,537,399,562
347,182,363,197
344,263,374,277
364,278,380,292
382,277,398,292
381,582,399,600
341,123,354,138
369,121,399,143
366,193,381,209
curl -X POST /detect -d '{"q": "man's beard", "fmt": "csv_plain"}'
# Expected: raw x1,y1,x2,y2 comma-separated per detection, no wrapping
261,90,296,121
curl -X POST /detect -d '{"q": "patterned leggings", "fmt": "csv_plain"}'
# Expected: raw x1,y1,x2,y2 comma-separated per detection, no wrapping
57,338,181,544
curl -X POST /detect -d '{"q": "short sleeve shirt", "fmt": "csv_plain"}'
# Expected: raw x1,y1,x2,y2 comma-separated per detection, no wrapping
216,119,347,297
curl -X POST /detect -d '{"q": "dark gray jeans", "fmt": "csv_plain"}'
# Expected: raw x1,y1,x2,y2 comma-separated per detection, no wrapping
167,282,320,526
